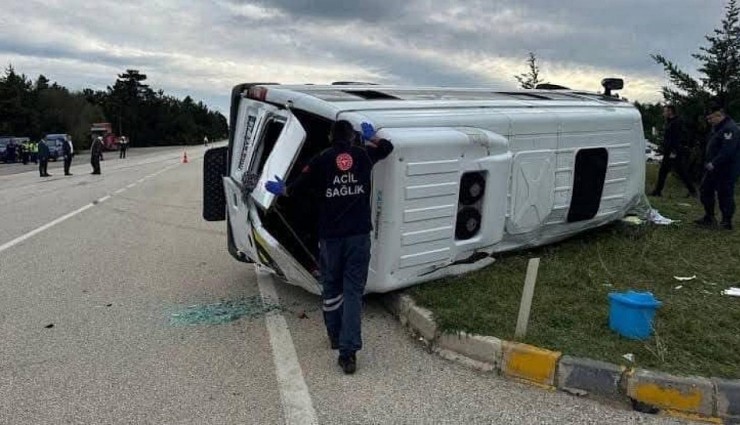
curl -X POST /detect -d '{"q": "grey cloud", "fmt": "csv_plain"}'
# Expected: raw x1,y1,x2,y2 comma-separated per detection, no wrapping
232,0,721,76
239,0,410,22
0,0,729,112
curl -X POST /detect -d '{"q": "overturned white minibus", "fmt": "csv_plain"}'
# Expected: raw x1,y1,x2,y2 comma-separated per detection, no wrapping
203,81,646,295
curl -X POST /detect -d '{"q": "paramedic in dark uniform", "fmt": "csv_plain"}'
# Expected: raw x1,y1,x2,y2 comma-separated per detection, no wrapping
265,120,393,374
695,102,740,230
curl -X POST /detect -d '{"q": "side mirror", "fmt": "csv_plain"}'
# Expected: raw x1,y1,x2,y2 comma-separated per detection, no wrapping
601,78,624,97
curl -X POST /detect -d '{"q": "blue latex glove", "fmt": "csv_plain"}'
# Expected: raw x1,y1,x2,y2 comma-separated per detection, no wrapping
361,122,376,142
265,175,286,196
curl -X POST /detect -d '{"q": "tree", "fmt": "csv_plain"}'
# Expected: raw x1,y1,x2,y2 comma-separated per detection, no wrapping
634,101,664,144
653,0,740,112
515,52,547,89
34,75,50,91
0,65,228,147
652,0,740,177
0,65,38,136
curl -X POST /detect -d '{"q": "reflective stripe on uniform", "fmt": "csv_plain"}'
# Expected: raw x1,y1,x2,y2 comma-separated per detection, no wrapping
322,299,344,312
323,294,343,306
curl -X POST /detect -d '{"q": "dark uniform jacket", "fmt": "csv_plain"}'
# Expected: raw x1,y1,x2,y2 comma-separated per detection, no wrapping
91,139,103,159
707,117,740,178
288,138,394,239
62,139,72,157
38,141,50,160
663,116,686,156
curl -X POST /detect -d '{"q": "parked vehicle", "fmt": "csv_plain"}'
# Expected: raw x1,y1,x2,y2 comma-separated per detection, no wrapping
203,79,646,295
90,122,120,150
0,137,12,162
645,142,663,163
43,134,71,161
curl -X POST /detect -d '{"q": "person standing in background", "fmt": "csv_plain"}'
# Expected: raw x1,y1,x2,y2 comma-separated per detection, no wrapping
90,136,103,175
695,102,740,230
650,105,697,197
63,136,74,176
38,139,50,177
119,136,129,159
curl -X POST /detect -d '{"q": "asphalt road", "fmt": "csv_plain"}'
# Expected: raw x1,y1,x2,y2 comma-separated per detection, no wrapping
0,145,685,424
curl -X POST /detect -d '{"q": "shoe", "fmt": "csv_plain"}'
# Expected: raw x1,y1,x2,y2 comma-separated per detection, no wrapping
91,172,101,175
693,216,717,226
65,173,72,176
338,353,356,375
720,220,733,230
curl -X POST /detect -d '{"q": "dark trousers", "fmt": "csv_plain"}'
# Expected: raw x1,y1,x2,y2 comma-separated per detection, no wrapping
120,147,127,159
39,159,48,176
700,170,737,222
319,233,371,357
653,155,696,195
91,156,101,174
63,155,72,175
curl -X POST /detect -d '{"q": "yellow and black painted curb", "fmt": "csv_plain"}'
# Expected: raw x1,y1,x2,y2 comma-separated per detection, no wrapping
382,293,738,424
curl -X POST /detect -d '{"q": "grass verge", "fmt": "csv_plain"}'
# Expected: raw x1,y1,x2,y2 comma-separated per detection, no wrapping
410,164,740,378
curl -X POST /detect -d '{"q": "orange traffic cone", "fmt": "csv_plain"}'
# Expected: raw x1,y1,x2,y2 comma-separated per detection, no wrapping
182,150,189,164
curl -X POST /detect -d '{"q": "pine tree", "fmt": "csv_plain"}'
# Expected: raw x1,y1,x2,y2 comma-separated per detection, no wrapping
651,0,740,177
515,52,547,89
653,0,740,111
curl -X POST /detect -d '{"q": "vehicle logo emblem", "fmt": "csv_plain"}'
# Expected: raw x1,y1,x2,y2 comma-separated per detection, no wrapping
336,153,353,171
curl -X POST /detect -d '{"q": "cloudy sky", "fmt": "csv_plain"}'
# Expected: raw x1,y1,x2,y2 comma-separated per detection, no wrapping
0,0,727,115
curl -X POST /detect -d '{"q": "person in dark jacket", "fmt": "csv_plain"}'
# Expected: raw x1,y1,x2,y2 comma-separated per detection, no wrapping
650,105,696,197
6,141,16,163
119,136,128,159
265,120,394,374
695,103,740,229
38,139,51,177
62,137,74,176
90,136,103,175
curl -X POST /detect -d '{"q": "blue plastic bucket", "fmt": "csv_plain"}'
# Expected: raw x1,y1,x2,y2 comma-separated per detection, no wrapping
608,291,662,340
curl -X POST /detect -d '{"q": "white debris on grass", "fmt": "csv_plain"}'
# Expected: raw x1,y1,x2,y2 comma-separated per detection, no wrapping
621,216,643,225
647,209,679,225
673,275,697,281
622,353,635,362
721,287,740,297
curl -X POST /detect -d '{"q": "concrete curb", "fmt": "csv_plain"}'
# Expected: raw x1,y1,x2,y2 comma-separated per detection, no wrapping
502,341,560,388
381,292,738,424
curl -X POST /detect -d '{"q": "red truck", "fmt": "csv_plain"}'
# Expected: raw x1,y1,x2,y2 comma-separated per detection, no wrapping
90,122,121,151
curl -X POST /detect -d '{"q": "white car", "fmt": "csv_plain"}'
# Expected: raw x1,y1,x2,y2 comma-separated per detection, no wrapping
646,142,663,163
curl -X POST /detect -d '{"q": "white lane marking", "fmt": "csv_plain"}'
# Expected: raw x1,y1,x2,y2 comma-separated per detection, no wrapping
0,203,94,253
114,188,127,194
256,268,318,425
0,163,183,252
